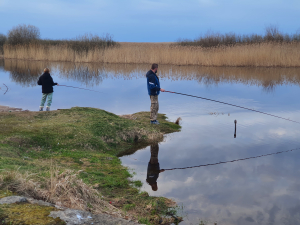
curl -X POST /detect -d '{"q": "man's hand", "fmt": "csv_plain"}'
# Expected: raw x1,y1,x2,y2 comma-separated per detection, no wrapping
160,88,165,92
57,84,59,86
160,169,165,173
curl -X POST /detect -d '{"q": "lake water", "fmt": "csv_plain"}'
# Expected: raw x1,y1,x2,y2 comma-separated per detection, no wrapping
1,59,300,225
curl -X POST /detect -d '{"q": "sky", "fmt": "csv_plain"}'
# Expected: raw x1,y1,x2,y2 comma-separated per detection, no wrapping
0,0,300,42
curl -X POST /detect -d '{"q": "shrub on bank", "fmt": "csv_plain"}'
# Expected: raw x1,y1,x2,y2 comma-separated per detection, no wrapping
177,25,300,48
4,24,118,52
7,24,40,46
40,33,118,52
0,33,7,54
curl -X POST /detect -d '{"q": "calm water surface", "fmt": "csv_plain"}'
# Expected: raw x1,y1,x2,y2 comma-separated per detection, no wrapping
1,59,300,224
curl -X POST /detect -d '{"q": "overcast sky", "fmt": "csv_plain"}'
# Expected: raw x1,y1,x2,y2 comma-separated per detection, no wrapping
0,0,299,42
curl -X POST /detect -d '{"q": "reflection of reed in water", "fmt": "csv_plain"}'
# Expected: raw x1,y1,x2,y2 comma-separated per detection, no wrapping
53,63,300,90
3,59,300,90
4,59,46,87
0,59,4,70
55,62,107,87
3,60,107,87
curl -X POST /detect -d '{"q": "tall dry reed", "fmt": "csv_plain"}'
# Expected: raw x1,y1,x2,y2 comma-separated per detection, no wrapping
4,42,300,67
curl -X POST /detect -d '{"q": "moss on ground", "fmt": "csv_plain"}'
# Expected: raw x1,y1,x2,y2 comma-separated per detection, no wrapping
0,190,15,199
0,203,66,225
0,107,181,224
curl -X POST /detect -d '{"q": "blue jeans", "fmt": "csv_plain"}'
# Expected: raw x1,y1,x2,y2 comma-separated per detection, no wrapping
40,93,53,107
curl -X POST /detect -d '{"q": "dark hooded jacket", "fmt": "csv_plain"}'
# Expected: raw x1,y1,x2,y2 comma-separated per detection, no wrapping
146,70,160,96
37,72,57,93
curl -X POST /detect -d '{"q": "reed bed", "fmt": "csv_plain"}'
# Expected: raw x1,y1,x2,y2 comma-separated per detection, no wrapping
177,28,300,48
4,42,300,67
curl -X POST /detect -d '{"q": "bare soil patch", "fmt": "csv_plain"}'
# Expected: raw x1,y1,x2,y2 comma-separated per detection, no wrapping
0,105,23,112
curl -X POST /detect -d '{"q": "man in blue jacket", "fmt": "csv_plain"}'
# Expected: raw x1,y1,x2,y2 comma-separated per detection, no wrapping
146,64,165,124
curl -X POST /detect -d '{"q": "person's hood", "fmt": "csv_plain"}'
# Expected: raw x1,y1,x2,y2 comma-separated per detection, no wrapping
146,70,155,78
42,72,51,76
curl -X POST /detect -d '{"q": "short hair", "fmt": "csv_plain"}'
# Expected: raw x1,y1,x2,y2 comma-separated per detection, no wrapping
151,63,158,70
151,183,158,191
44,68,50,73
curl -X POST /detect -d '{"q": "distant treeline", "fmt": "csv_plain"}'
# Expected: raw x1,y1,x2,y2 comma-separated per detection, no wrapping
0,24,118,54
177,25,300,48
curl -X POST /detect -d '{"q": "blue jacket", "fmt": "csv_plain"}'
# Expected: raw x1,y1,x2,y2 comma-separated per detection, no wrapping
146,70,160,96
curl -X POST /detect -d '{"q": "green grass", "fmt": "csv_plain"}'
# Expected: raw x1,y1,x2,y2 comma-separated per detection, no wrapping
0,107,181,224
139,217,151,225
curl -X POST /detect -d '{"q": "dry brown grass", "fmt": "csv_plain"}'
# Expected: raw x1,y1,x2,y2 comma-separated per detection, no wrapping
4,42,300,67
0,167,127,218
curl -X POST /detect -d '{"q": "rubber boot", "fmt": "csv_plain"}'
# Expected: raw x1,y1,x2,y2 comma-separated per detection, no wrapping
46,106,50,111
39,106,43,111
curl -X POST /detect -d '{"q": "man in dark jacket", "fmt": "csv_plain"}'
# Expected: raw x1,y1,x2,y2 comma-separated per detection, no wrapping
37,68,58,111
146,143,165,191
146,64,165,125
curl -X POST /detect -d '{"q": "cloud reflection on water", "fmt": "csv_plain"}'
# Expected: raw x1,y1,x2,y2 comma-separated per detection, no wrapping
121,112,300,224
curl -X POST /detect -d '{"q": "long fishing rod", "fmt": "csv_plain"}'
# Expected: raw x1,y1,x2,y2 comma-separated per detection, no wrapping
58,85,104,93
163,147,300,171
165,90,300,124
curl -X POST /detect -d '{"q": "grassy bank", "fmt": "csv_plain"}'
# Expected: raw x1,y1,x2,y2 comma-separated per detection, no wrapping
4,42,300,67
0,107,181,224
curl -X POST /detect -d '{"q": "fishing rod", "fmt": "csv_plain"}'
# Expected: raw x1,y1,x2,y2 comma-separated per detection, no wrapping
165,90,300,124
163,147,300,171
58,85,104,93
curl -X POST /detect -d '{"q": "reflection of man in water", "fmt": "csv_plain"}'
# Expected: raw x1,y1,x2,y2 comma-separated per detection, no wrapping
146,143,165,191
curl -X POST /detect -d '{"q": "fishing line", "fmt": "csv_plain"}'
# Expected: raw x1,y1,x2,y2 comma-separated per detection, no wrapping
163,147,300,171
3,83,9,95
165,90,300,124
58,85,104,93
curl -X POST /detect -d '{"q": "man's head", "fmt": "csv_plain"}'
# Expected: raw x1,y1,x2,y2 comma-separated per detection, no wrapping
44,68,50,73
151,63,158,74
151,182,158,191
